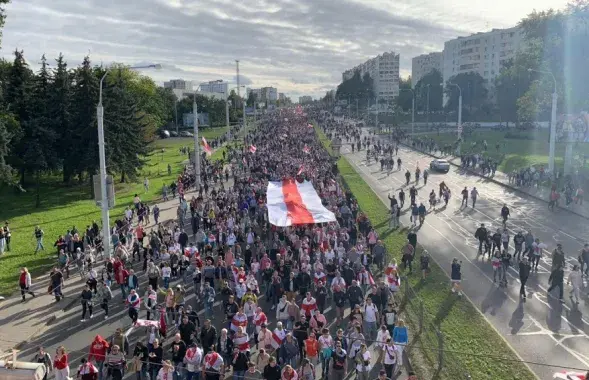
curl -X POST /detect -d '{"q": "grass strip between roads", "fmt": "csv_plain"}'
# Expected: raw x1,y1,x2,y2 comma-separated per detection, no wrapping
314,123,534,380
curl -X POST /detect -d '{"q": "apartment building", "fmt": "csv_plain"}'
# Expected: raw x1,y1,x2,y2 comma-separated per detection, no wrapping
411,52,443,88
342,51,400,102
163,79,193,91
247,87,278,102
299,96,313,104
442,26,523,88
199,80,229,95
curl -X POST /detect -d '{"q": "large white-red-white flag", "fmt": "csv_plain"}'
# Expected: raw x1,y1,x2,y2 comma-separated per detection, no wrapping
133,319,160,329
302,145,310,154
201,137,212,155
553,372,586,380
271,328,286,349
249,145,257,154
266,179,336,226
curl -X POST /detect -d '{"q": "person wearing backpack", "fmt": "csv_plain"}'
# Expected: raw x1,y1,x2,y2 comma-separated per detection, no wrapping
95,281,113,319
34,346,53,380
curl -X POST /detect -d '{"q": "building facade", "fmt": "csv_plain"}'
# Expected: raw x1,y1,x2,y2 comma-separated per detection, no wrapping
199,80,229,95
163,79,193,91
299,96,313,104
341,51,400,102
411,52,443,88
442,27,523,90
247,87,278,102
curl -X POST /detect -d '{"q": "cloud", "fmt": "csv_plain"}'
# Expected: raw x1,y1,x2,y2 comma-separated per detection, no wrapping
232,75,253,86
1,0,569,98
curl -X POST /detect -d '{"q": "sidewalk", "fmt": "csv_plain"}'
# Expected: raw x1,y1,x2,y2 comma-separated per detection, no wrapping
402,141,589,220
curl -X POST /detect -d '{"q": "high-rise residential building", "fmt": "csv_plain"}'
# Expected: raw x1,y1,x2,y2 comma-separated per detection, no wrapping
247,87,278,102
299,96,313,104
164,79,193,91
442,26,523,90
199,80,229,95
411,52,443,88
341,51,400,102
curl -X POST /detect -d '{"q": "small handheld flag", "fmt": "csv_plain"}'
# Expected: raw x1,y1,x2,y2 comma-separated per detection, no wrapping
249,145,257,154
201,137,212,156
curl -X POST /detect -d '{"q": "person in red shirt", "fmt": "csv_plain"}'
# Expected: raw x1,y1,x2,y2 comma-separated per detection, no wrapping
54,346,70,380
19,267,35,302
88,335,109,376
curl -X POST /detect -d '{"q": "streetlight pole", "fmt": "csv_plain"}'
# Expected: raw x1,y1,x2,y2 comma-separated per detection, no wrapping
448,82,463,155
426,84,431,129
528,68,557,173
225,91,230,140
399,88,415,136
193,85,201,188
97,64,160,257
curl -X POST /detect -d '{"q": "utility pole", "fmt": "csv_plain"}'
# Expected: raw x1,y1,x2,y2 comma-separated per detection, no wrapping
193,92,201,187
356,98,358,119
375,96,379,131
426,84,431,129
225,92,230,140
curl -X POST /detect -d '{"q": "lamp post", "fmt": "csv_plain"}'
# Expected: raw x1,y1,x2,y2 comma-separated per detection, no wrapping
193,84,202,188
399,88,415,135
97,63,160,258
447,82,463,155
426,84,431,129
528,68,557,173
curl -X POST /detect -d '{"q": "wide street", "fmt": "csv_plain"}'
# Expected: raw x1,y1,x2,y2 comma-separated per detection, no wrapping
341,133,589,379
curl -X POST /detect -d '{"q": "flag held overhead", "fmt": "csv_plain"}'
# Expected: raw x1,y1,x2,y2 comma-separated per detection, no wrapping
266,179,336,226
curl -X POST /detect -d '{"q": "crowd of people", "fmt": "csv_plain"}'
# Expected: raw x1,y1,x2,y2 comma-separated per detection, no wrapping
26,109,418,380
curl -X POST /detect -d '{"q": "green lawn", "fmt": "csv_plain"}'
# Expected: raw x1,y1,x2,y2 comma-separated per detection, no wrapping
315,124,534,380
417,129,589,173
0,128,227,296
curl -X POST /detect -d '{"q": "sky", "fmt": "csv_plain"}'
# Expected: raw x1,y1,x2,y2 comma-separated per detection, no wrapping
1,0,570,100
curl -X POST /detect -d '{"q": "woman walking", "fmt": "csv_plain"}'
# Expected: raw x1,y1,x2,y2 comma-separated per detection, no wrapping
19,267,35,302
53,346,70,380
95,281,113,319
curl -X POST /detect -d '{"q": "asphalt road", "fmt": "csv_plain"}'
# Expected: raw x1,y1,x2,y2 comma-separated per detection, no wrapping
341,133,589,379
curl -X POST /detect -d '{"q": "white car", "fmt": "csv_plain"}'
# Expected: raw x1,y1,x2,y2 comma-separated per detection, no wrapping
430,159,450,173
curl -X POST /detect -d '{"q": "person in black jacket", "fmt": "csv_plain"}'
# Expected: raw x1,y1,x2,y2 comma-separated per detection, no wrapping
148,339,163,380
263,357,281,380
518,257,531,300
314,281,328,313
178,230,189,255
296,270,311,297
132,341,149,380
513,231,525,261
474,224,488,255
178,315,196,346
170,333,187,370
547,266,565,302
200,319,217,355
217,328,234,368
231,347,249,379
346,280,364,309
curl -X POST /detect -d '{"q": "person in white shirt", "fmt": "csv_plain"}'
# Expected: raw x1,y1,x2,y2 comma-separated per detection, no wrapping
375,325,391,364
531,238,546,271
183,343,203,379
567,264,583,304
363,298,379,340
355,344,371,380
382,339,398,379
161,263,172,289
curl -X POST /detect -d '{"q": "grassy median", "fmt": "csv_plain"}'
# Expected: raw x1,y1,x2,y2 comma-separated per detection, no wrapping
315,123,534,380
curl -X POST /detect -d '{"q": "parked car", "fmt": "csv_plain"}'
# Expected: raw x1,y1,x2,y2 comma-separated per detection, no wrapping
159,130,170,138
430,159,450,173
180,131,193,137
170,131,179,137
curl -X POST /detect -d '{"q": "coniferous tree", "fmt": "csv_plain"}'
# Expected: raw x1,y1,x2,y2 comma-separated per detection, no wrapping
103,69,149,182
49,53,74,182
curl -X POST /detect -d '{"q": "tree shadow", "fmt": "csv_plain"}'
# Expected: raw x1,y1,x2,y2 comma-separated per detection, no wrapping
433,294,459,327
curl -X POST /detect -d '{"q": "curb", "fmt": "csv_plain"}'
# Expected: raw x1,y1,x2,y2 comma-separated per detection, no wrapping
400,142,589,222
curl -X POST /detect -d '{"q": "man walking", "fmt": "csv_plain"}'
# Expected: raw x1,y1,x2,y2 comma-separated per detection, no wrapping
567,265,583,305
34,226,45,254
518,257,531,300
548,265,565,303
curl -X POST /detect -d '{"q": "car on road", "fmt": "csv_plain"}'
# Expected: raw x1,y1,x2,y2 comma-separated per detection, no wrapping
180,131,194,137
169,131,178,137
430,159,450,173
159,129,170,138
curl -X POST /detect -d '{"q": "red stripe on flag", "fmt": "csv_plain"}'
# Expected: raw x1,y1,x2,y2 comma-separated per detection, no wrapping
282,178,314,224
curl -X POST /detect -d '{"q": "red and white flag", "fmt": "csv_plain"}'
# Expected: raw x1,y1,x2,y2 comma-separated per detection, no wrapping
302,145,310,154
271,328,286,349
357,268,375,286
266,179,336,226
201,137,212,155
553,372,586,380
307,123,313,128
249,145,257,154
133,319,160,329
233,334,251,352
297,165,305,176
242,157,247,166
204,352,223,371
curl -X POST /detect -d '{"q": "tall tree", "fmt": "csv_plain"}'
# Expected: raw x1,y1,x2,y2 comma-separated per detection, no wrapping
415,69,443,113
103,69,149,182
26,55,58,206
70,56,99,194
444,72,488,117
49,53,74,182
6,50,33,185
396,76,413,112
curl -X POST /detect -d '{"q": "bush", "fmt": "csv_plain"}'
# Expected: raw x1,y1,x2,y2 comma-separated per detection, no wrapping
504,131,535,140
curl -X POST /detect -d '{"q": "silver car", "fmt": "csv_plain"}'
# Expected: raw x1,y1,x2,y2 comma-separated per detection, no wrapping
430,159,450,173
